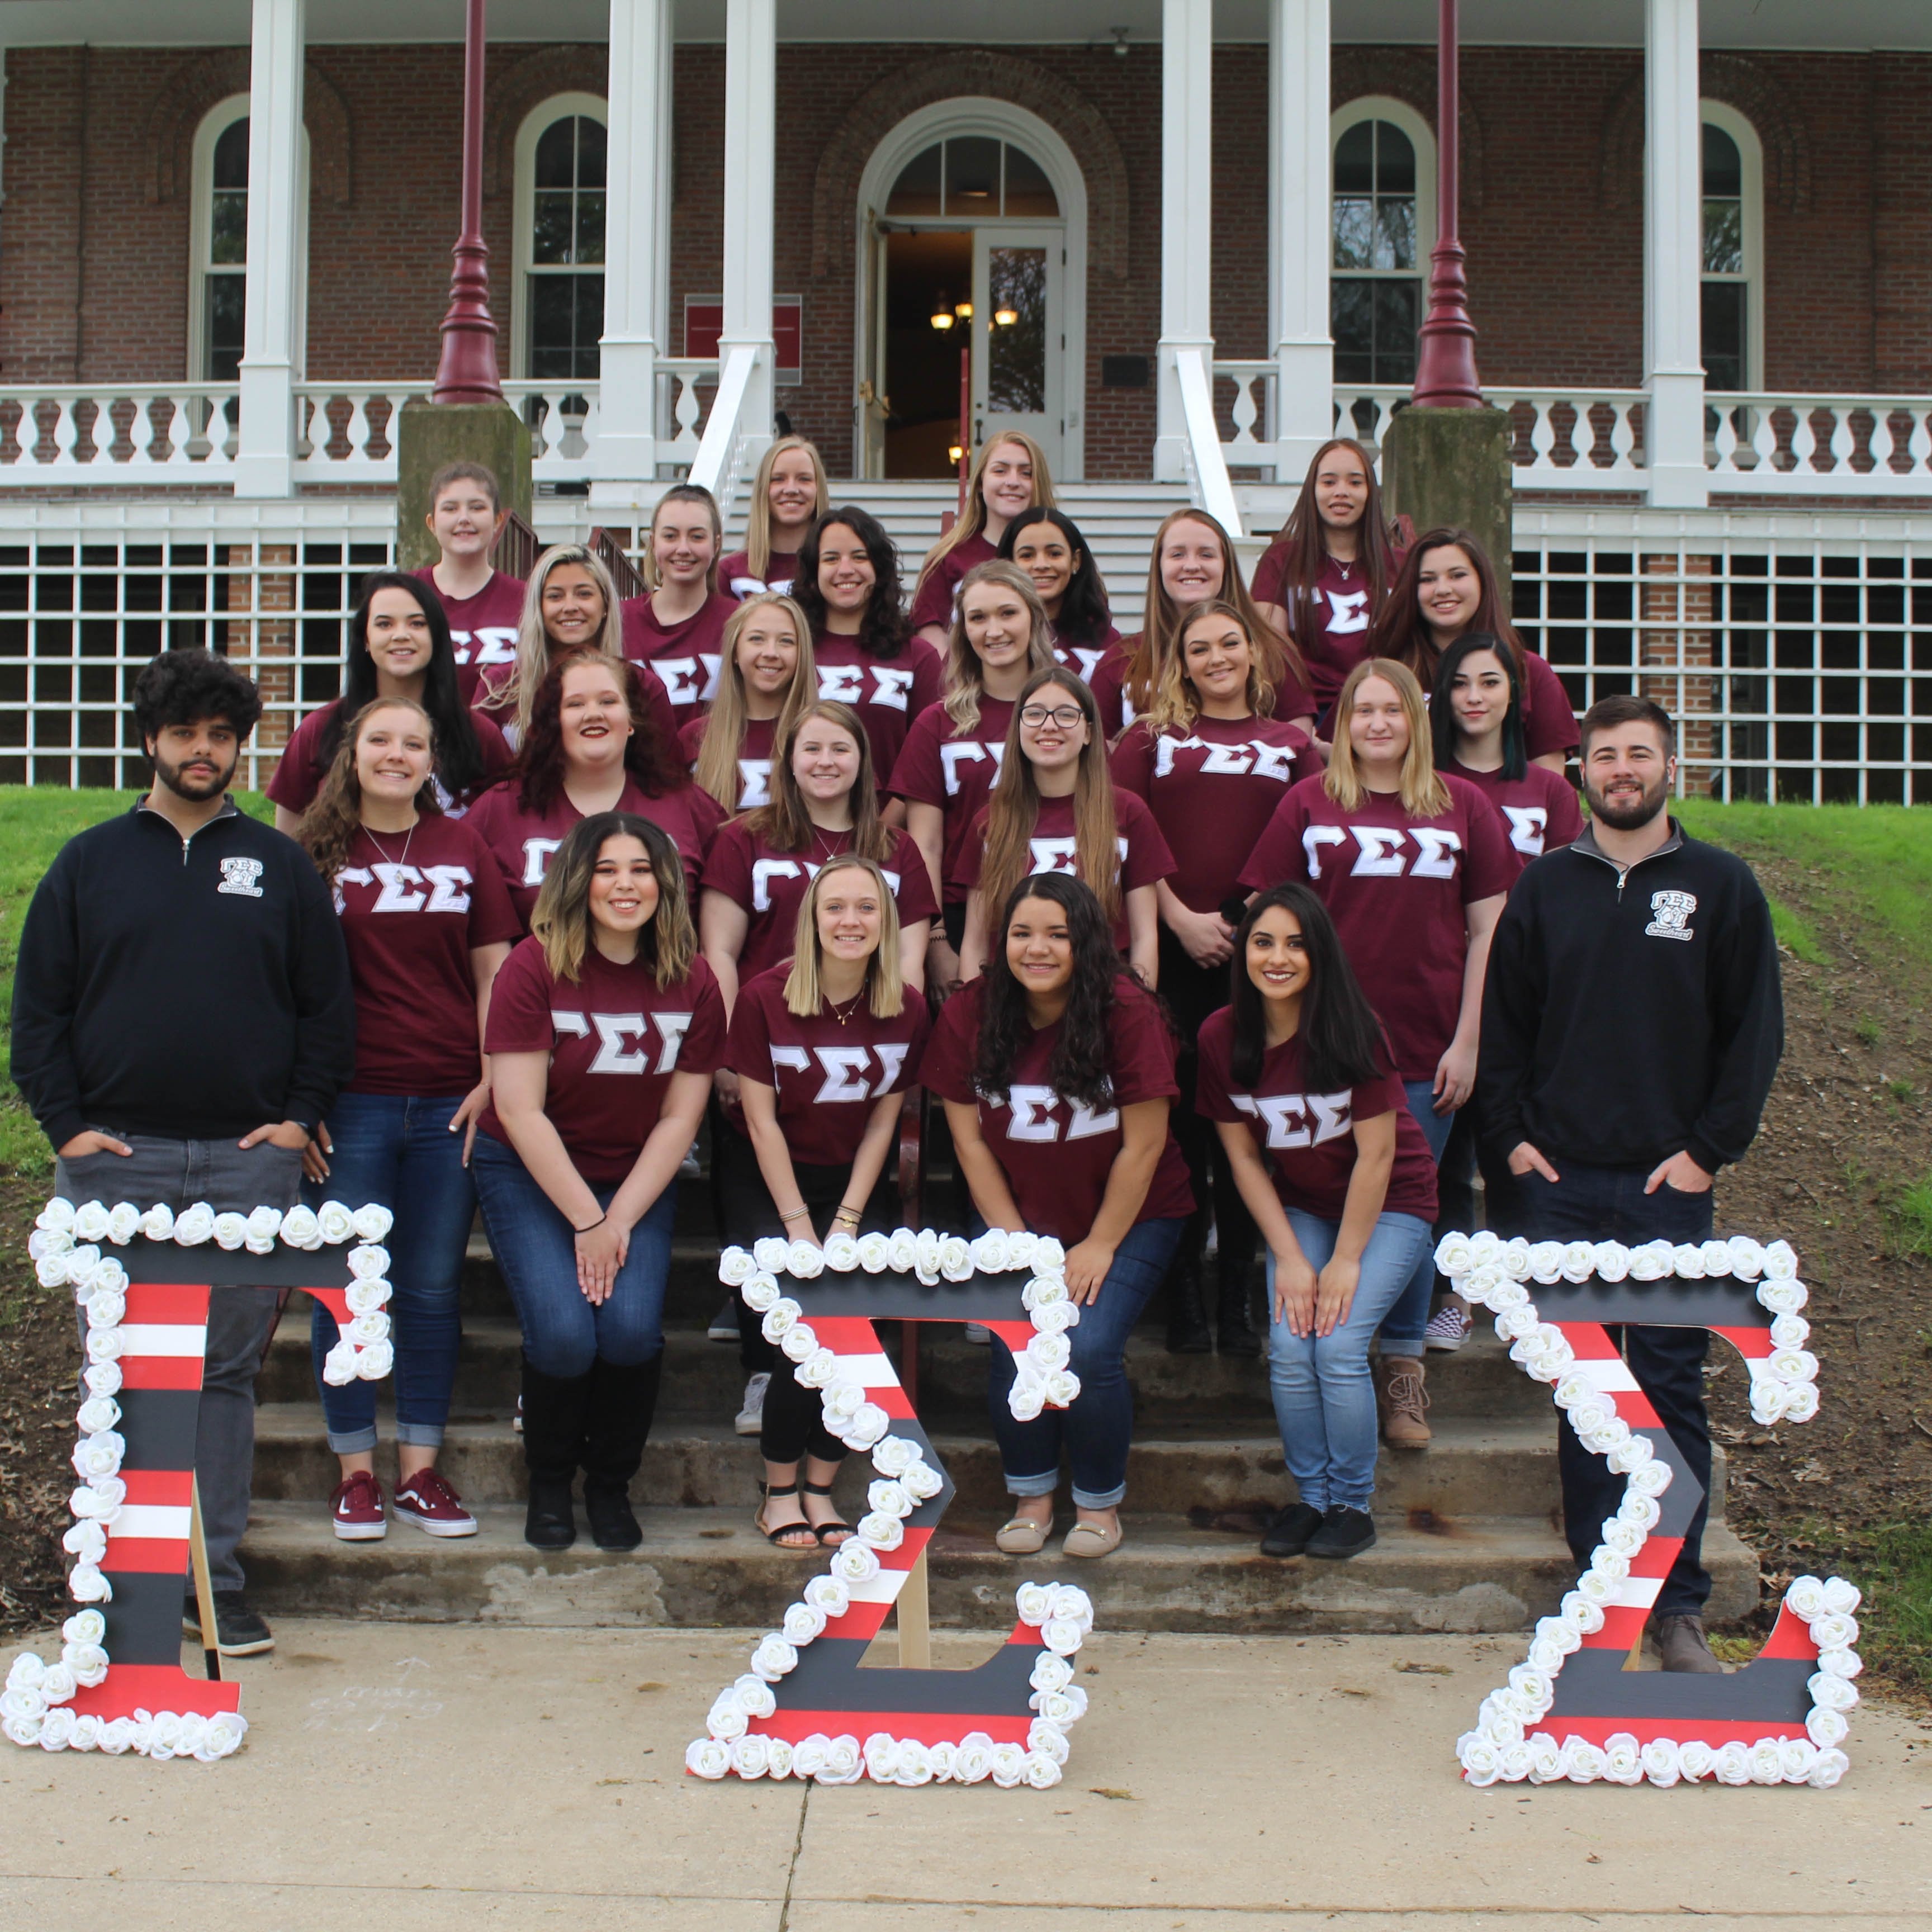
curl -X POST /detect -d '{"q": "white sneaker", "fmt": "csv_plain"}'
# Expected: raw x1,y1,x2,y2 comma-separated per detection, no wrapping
735,1371,770,1436
1424,1300,1472,1352
680,1139,703,1178
963,1323,991,1346
708,1295,741,1343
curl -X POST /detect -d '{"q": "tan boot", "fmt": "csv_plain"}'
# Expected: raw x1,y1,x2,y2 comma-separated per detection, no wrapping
1375,1354,1431,1447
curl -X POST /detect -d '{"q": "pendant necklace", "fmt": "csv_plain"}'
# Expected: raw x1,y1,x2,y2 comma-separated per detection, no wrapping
363,819,416,868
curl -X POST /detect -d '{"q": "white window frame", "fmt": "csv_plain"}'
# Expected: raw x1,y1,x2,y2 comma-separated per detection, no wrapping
510,92,610,382
1699,100,1763,395
1329,96,1436,387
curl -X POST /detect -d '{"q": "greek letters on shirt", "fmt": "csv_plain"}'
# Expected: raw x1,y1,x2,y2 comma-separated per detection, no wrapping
1228,1088,1354,1149
333,862,476,917
1500,805,1550,859
1060,644,1107,684
652,653,724,709
1028,835,1130,879
1151,735,1303,783
1299,822,1464,880
817,660,917,712
750,857,903,913
550,1007,694,1074
520,837,562,888
451,626,519,667
992,1083,1120,1143
768,1042,911,1103
736,758,774,810
939,740,1005,796
1324,586,1371,635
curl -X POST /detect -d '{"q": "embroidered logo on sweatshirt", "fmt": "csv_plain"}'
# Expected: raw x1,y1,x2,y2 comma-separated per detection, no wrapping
216,856,265,898
1645,888,1697,940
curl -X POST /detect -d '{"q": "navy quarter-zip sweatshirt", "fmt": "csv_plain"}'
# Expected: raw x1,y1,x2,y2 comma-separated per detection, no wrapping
10,800,356,1149
1477,820,1783,1176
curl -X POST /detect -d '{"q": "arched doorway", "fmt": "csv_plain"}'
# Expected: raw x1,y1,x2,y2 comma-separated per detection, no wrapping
854,99,1087,481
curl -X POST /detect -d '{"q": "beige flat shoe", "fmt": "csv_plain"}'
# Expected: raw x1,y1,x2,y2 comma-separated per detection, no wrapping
995,1515,1050,1555
1062,1518,1123,1560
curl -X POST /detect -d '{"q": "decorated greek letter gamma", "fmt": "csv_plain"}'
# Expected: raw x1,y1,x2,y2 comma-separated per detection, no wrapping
1436,1230,1861,1789
2,1196,397,1761
688,1227,1093,1789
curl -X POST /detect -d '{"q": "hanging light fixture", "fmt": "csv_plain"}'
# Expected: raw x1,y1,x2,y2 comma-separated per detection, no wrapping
955,300,973,320
993,306,1019,327
930,291,954,330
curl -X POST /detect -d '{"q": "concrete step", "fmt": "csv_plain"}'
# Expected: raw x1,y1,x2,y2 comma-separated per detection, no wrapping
233,1501,1761,1633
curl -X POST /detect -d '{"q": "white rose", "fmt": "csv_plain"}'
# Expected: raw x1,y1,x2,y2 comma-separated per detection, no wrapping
855,1232,891,1273
1606,1436,1655,1474
894,1740,936,1787
1746,1737,1785,1784
1007,1380,1046,1423
902,1461,943,1503
348,1311,391,1347
1526,1241,1564,1285
780,1323,819,1364
921,1740,955,1783
355,1341,394,1381
750,1634,798,1682
782,1602,828,1645
1816,1647,1861,1680
1676,1739,1716,1782
1462,1264,1504,1308
1756,1279,1808,1317
1808,1671,1858,1713
1525,1636,1566,1674
69,1481,122,1521
1494,1237,1530,1281
1753,1382,1794,1426
61,1522,107,1564
1601,1732,1644,1784
1783,1573,1828,1619
1524,1735,1564,1784
245,1205,285,1249
795,1347,839,1389
1712,1741,1751,1785
68,1714,106,1752
1697,1238,1732,1277
1507,1665,1554,1712
1768,1313,1810,1350
1627,1239,1673,1282
765,1737,795,1781
71,1434,124,1481
788,1240,826,1280
1667,1243,1704,1280
29,1227,73,1263
1561,1739,1606,1783
1047,1584,1093,1628
842,1404,890,1451
102,1201,141,1246
953,1738,993,1784
1769,1347,1819,1384
1496,1306,1540,1343
1042,1369,1083,1408
1575,1571,1614,1607
1467,1229,1503,1269
970,1229,1012,1274
1022,1751,1064,1789
1599,1518,1646,1558
760,1298,803,1343
1560,1241,1597,1283
1006,1231,1039,1271
58,1244,100,1289
831,1541,881,1585
1725,1234,1765,1279
63,1610,107,1649
1433,1231,1474,1278
913,1228,941,1273
1821,1576,1862,1617
37,1661,77,1704
823,1380,865,1422
1805,1706,1849,1749
1041,1616,1085,1656
1028,1301,1076,1340
1025,1332,1071,1375
749,1236,787,1274
1628,1461,1673,1498
4,1654,46,1693
1015,1581,1053,1626
202,1711,248,1759
1807,1612,1858,1652
1582,1240,1628,1283
727,1733,771,1779
861,1732,898,1779
718,1246,755,1286
870,1435,919,1479
1458,1733,1503,1786
1029,1651,1073,1693
1498,1741,1534,1783
63,1643,108,1688
1535,1614,1582,1656
37,1706,77,1751
856,1511,904,1551
685,1737,732,1779
75,1395,121,1436
1761,1239,1799,1280
1021,1272,1068,1311
136,1203,178,1243
280,1205,323,1250
36,1197,77,1232
341,1279,389,1319
1560,1590,1606,1634
84,1287,126,1330
95,1717,138,1756
351,1204,394,1244
346,1244,390,1280
1806,1747,1849,1789
1777,1737,1817,1783
1617,1493,1662,1533
883,1229,917,1273
208,1211,245,1251
1552,1372,1592,1411
867,1480,913,1520
790,1735,830,1779
988,1742,1027,1789
1639,1737,1682,1787
803,1576,850,1620
321,1339,359,1387
937,1236,972,1281
740,1273,781,1315
822,1232,861,1273
72,1200,112,1243
86,1329,124,1366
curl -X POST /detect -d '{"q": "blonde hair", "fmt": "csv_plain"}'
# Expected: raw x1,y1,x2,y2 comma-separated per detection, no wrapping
531,811,698,989
1146,598,1278,737
977,668,1121,928
783,856,905,1020
744,437,830,580
641,483,723,594
693,594,816,809
1324,658,1451,818
913,432,1056,596
748,700,894,866
490,544,625,746
942,560,1055,733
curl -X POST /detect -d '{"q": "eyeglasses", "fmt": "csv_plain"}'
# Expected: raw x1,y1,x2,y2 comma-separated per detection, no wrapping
1019,704,1086,729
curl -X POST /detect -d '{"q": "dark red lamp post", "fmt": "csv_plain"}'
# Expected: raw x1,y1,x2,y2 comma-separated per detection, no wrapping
432,0,503,404
1410,0,1483,408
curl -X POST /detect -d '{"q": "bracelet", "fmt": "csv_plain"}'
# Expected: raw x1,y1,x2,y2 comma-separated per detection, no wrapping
832,1206,862,1226
573,1213,607,1235
779,1205,812,1223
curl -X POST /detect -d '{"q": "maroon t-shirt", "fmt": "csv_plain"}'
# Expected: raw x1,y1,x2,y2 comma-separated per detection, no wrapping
463,775,725,929
885,697,1015,909
471,654,682,760
1250,548,1400,715
678,713,780,811
479,942,727,1185
618,590,739,726
719,549,800,601
952,789,1174,951
704,819,941,983
809,630,945,784
724,964,932,1169
1519,650,1581,761
919,976,1196,1242
1088,631,1315,738
1237,773,1516,1080
412,567,526,706
265,699,512,818
1110,715,1320,915
908,532,998,634
1444,757,1584,874
1051,619,1123,690
329,816,523,1097
1194,1007,1438,1223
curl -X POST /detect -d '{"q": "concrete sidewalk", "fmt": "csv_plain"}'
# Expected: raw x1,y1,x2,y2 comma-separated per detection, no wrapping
1,1621,1927,1929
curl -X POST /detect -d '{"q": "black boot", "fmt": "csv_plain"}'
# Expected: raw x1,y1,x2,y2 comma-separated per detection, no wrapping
520,1360,590,1550
1164,1249,1212,1355
581,1353,662,1551
1215,1240,1262,1357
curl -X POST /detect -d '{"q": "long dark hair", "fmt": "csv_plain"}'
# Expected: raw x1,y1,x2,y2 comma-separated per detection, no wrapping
997,505,1112,647
531,811,697,989
1366,527,1522,693
1432,632,1527,782
793,506,910,661
973,872,1128,1111
1228,884,1388,1094
1265,438,1400,645
325,571,487,797
508,651,685,814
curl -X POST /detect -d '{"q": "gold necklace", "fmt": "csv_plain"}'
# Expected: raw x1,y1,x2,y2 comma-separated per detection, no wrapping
826,987,867,1027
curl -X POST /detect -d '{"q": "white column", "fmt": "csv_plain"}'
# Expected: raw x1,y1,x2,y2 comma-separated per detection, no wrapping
1269,0,1332,483
719,0,776,462
1155,0,1215,483
233,0,304,497
1645,0,1707,507
591,0,670,505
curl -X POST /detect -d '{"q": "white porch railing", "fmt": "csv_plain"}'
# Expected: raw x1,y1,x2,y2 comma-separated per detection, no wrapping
0,385,243,480
1706,395,1932,494
1174,346,1246,537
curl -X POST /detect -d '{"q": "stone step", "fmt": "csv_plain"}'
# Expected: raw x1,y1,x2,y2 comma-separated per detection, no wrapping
233,1501,1761,1634
250,1406,1631,1522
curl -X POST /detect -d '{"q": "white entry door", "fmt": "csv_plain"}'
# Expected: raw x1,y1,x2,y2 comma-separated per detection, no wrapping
971,226,1064,474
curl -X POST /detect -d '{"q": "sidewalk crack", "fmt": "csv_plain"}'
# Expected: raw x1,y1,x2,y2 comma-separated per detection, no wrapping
776,1778,811,1931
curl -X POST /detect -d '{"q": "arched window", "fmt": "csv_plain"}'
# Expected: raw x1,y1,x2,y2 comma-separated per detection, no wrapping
1701,105,1762,393
1330,99,1436,389
513,96,608,381
189,99,251,382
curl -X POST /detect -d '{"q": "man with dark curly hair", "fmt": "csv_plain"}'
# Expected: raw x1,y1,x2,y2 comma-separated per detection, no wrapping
12,648,356,1654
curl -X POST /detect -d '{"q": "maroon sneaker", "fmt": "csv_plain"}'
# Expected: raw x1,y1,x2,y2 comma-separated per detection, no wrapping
329,1469,387,1541
392,1467,479,1538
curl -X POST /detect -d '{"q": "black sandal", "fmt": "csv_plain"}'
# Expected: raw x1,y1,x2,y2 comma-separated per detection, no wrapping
757,1482,819,1551
803,1479,855,1547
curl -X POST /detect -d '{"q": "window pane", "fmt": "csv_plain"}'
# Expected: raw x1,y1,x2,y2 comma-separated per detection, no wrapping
1702,123,1742,197
1002,144,1059,216
534,117,577,189
1333,197,1374,270
210,188,247,266
1334,121,1374,195
945,136,1000,212
575,117,607,189
528,275,580,379
207,273,245,382
1374,122,1415,194
574,274,605,378
574,190,606,266
212,118,249,191
532,191,575,264
1332,279,1375,382
1375,195,1417,271
1702,281,1746,391
1703,197,1743,275
986,247,1046,413
887,143,943,215
1373,279,1419,385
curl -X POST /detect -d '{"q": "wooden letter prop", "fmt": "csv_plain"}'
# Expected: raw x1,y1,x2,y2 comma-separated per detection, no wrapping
1436,1232,1860,1789
687,1229,1091,1788
2,1198,396,1760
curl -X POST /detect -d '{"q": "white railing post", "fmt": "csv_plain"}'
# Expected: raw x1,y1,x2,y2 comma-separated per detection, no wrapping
1156,0,1215,484
591,0,671,508
1270,0,1332,484
717,0,775,485
1176,347,1244,538
233,0,305,498
1644,0,1708,508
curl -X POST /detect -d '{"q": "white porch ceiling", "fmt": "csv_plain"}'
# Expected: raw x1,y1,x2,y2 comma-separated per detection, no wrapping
1,0,1928,49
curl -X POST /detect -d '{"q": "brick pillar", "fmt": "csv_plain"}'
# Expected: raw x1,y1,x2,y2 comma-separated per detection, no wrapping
227,543,297,780
1640,551,1715,796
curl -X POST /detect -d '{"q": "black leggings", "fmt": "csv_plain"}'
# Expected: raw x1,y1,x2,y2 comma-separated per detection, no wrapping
713,1121,898,1466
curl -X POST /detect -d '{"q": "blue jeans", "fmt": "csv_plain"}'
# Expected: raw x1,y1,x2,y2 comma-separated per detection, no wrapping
1268,1209,1434,1513
1522,1161,1716,1618
1377,1078,1457,1356
471,1134,678,1377
988,1216,1186,1509
305,1091,476,1454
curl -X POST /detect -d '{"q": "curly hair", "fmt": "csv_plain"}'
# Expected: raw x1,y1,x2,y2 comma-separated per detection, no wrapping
298,697,441,888
792,507,911,661
507,651,686,815
973,871,1128,1111
132,648,263,744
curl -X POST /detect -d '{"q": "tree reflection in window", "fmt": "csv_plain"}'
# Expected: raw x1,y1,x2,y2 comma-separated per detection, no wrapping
1332,118,1419,387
